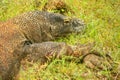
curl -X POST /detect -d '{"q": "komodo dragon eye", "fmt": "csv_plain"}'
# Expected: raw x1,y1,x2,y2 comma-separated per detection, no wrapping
64,19,70,23
63,18,71,25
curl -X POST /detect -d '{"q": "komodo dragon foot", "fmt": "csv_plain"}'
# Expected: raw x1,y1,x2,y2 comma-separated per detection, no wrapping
23,42,113,70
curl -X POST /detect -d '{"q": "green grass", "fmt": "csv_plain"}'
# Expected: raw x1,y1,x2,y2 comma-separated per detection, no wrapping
0,0,120,80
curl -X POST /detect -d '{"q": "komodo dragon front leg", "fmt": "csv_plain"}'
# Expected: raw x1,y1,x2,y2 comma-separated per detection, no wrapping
24,42,76,63
23,42,112,70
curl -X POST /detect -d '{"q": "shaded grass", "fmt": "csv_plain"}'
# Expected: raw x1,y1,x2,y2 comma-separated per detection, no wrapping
0,0,120,80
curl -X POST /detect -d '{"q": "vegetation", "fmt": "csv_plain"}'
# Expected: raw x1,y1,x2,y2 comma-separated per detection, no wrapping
0,0,120,79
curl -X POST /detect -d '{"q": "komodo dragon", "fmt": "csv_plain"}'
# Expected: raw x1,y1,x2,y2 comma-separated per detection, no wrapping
0,11,112,80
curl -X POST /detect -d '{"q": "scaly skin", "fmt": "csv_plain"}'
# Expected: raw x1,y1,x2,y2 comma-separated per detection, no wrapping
0,11,85,80
0,11,112,80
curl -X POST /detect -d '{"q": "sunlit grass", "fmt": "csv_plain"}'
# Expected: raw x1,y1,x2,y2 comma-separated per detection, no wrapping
0,0,120,80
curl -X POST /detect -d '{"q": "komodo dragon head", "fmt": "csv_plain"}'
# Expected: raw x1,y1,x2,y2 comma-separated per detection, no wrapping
47,12,85,37
13,11,85,42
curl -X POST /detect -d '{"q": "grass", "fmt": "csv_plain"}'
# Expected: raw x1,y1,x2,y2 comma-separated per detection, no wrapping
0,0,120,80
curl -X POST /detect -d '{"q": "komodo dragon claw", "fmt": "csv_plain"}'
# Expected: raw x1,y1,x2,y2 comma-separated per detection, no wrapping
69,43,113,70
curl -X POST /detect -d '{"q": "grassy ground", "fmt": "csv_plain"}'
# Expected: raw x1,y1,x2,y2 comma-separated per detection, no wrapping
0,0,120,80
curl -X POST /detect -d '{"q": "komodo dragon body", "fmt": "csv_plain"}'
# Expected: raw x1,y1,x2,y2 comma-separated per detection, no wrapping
0,11,86,80
0,11,112,80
